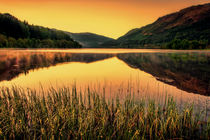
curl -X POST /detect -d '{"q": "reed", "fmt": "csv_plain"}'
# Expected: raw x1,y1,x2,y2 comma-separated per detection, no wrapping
0,86,209,139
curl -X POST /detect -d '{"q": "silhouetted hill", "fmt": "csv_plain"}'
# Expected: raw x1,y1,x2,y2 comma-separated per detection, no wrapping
67,32,115,48
0,13,81,48
104,3,210,49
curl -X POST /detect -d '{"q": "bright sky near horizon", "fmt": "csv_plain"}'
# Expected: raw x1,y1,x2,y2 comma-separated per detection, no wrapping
0,0,209,39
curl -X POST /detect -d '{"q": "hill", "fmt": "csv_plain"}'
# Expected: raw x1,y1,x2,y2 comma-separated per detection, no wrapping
0,13,82,48
67,32,115,48
105,3,210,49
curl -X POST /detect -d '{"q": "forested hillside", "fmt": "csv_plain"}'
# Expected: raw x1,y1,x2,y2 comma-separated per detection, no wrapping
0,13,81,48
103,3,210,49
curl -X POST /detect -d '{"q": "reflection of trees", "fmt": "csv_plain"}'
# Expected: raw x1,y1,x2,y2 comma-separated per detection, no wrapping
117,53,210,96
0,52,113,82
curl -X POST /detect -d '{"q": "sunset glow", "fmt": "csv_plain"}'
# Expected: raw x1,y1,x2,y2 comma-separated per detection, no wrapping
0,0,209,38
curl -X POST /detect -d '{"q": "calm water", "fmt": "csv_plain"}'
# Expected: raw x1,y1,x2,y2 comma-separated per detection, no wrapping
0,49,210,115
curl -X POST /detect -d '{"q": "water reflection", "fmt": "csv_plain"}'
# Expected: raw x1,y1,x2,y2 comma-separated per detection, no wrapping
0,49,209,96
0,49,210,114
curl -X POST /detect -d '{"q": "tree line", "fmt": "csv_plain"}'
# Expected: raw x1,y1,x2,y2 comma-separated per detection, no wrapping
164,39,208,49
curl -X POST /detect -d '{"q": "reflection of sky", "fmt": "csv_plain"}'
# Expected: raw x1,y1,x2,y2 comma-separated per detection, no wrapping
0,56,209,117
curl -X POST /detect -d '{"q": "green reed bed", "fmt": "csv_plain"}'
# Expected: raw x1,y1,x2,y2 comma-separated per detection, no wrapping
0,87,209,139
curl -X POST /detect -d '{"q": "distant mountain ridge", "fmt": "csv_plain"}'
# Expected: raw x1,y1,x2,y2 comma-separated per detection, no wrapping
103,3,210,49
67,32,115,48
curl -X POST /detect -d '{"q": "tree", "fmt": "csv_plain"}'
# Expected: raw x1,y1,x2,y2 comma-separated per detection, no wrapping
0,34,8,48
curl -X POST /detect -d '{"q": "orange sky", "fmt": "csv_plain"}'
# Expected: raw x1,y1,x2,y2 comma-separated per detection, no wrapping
0,0,209,39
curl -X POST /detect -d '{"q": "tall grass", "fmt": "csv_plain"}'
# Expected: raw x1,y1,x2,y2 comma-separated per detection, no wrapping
0,86,209,139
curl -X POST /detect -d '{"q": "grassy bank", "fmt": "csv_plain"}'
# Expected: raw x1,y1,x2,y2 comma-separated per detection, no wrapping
0,87,209,139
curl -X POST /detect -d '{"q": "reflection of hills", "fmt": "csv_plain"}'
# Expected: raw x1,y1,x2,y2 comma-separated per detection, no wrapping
0,52,113,82
117,53,210,96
